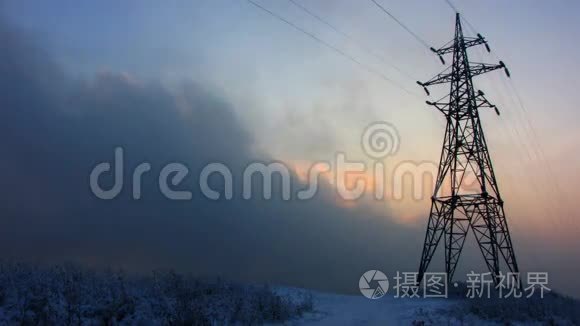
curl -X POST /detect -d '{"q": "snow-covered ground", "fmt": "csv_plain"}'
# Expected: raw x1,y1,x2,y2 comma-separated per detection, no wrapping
277,287,580,325
292,291,456,325
0,263,577,325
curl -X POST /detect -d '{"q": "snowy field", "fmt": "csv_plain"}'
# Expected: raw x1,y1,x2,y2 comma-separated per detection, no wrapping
279,287,580,325
282,290,457,325
0,263,578,325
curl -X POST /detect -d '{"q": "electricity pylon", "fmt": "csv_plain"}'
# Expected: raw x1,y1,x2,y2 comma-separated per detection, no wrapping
416,13,519,285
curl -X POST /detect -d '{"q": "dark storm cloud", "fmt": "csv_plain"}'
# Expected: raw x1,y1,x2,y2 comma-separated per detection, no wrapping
0,19,421,294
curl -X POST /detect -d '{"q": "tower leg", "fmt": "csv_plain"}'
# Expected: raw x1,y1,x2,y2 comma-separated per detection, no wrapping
494,205,520,274
418,200,448,284
469,200,501,283
444,204,470,282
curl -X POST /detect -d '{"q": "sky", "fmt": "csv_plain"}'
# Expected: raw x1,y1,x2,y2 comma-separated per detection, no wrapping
1,0,580,296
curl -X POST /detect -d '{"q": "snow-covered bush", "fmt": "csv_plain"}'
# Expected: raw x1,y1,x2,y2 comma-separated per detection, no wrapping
0,262,313,325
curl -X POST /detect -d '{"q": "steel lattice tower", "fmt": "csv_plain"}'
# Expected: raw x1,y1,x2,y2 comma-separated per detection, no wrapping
416,13,519,285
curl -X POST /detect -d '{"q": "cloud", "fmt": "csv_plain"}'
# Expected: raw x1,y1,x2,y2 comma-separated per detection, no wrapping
0,17,425,294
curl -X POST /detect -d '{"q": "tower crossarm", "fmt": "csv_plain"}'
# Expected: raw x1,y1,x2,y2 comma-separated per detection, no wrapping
429,33,490,64
475,90,500,115
425,95,450,116
425,94,496,117
431,35,489,57
469,62,509,78
417,61,510,93
417,68,454,89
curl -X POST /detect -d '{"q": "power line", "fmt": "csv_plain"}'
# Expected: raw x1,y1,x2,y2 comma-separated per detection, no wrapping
503,77,573,228
287,0,418,81
287,0,348,42
471,41,564,230
442,0,478,34
244,0,420,97
443,0,459,13
369,0,430,49
491,76,568,231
